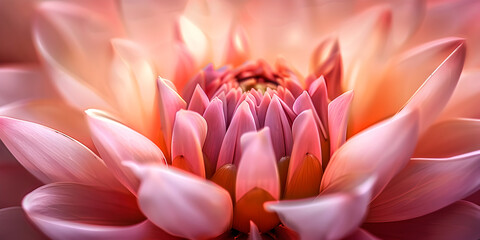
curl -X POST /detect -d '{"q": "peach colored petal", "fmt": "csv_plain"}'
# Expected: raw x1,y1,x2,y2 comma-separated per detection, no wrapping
157,77,187,158
368,150,480,222
266,174,375,240
414,118,480,158
217,101,257,169
0,117,122,190
439,70,480,120
364,201,480,239
236,128,280,201
321,109,419,198
0,66,59,106
0,207,48,240
328,91,354,156
129,165,232,239
171,110,207,177
86,109,166,193
23,182,176,240
224,26,250,67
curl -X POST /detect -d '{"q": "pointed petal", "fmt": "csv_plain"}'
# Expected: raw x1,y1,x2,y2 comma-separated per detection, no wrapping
368,150,480,222
0,100,95,151
236,128,280,201
264,96,293,160
308,76,329,131
86,110,166,193
249,221,262,240
293,91,327,138
203,98,226,176
328,91,354,156
175,16,209,66
0,117,121,189
171,110,207,177
157,77,186,158
0,207,48,240
364,201,480,240
414,118,480,158
130,165,233,239
187,85,210,115
217,101,257,168
400,40,466,132
288,110,322,182
321,109,420,199
0,66,59,106
23,183,175,240
309,37,343,99
266,174,375,240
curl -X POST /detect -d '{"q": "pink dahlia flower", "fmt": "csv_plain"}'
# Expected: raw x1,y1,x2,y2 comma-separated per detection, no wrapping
0,0,479,239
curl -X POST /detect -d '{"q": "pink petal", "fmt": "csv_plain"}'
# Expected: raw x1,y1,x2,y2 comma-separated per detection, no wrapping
0,207,48,240
264,96,293,160
400,39,466,132
389,0,426,47
129,165,232,239
34,1,119,111
23,182,176,240
368,150,480,222
157,77,186,158
217,101,257,169
293,91,327,138
288,110,322,182
0,117,121,189
236,128,280,201
203,98,226,175
0,66,59,106
308,76,329,132
0,99,95,151
328,91,354,156
86,109,166,193
256,94,271,128
249,221,262,240
414,118,480,158
266,174,375,240
171,110,207,177
364,201,480,240
187,85,209,115
440,71,480,120
321,109,420,199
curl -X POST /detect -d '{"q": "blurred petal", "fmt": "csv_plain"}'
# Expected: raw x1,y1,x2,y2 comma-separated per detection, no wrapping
171,110,207,177
266,174,375,240
364,201,480,240
328,91,353,156
236,128,280,201
309,37,343,99
440,70,480,120
322,109,419,198
217,101,256,168
414,118,480,158
224,26,250,67
86,109,166,193
343,228,379,240
0,66,59,106
249,221,261,240
264,96,293,160
23,182,175,240
130,165,232,239
157,77,186,158
0,207,47,240
0,117,121,189
368,150,480,222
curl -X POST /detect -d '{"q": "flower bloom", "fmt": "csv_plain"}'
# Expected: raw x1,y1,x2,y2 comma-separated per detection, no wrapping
1,0,480,239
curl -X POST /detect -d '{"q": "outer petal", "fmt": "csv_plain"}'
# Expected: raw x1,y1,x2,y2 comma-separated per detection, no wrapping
0,207,48,240
321,109,420,198
328,91,353,156
0,66,59,106
368,151,480,222
129,165,233,239
23,183,176,240
0,117,121,189
440,70,480,120
364,201,480,240
217,101,257,168
171,110,207,177
86,110,166,193
236,128,280,201
157,77,187,158
266,174,375,240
